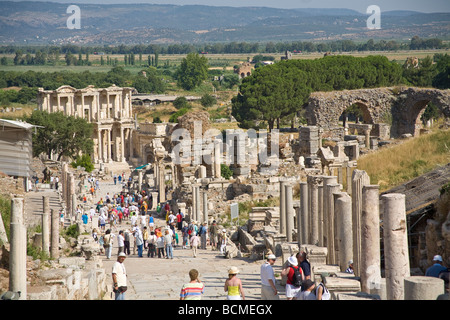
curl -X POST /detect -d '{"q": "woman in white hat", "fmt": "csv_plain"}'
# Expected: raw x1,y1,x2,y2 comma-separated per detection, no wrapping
224,266,245,300
220,229,228,255
281,255,304,300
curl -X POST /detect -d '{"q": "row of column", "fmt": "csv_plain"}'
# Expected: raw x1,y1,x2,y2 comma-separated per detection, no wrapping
8,197,60,300
96,126,132,163
279,170,439,300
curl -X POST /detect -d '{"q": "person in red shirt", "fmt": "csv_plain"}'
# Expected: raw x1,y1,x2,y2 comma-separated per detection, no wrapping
281,255,304,300
176,210,183,230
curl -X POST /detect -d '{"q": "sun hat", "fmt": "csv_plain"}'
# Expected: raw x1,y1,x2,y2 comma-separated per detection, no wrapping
118,252,126,257
228,266,240,274
433,255,443,262
267,254,276,260
288,255,298,266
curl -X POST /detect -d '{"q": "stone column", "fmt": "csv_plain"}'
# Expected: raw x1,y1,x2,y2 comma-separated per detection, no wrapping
279,180,286,236
202,190,208,224
404,276,445,300
128,128,133,160
51,208,60,259
351,169,370,277
107,128,112,163
159,163,165,203
120,126,125,162
9,198,26,299
97,129,102,163
322,176,338,248
318,184,323,246
68,173,75,220
360,185,381,294
191,185,197,222
285,183,294,242
151,192,159,210
364,128,371,149
0,212,7,244
61,162,67,203
332,191,347,265
72,193,78,221
299,182,308,244
42,196,50,255
345,163,352,195
336,193,353,272
307,175,321,246
214,139,221,179
382,193,410,300
326,183,341,264
138,169,143,192
195,185,201,222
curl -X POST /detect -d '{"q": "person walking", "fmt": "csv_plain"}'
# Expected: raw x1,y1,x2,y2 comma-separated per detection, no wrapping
103,229,114,259
296,251,311,280
164,229,174,259
156,230,165,258
117,230,125,256
260,254,279,300
220,229,227,255
315,274,331,300
123,229,131,255
147,231,157,258
199,222,207,250
209,220,219,250
135,227,144,258
180,269,204,300
112,252,127,300
224,266,245,300
182,221,189,249
190,231,200,258
281,255,304,300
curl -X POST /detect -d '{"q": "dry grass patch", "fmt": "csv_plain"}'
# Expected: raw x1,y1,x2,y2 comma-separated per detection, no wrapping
357,129,450,192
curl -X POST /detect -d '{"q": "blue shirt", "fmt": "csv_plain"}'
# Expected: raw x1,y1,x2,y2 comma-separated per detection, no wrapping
425,264,447,278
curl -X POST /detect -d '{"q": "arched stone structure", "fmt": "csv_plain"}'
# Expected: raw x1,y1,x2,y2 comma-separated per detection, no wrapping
304,87,450,138
390,87,450,137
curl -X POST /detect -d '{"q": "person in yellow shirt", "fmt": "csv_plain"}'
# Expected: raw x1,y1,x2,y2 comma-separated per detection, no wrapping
224,266,245,300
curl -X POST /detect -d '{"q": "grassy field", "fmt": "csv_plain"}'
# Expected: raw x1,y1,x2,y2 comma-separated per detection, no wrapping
356,127,450,192
1,49,448,73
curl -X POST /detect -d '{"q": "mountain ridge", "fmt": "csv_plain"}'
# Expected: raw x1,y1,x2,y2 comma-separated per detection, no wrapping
0,1,449,44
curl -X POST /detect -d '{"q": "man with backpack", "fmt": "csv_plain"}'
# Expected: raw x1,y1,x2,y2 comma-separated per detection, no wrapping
281,255,304,300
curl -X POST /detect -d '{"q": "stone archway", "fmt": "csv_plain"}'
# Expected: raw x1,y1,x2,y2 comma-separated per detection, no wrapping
340,101,375,127
305,87,450,138
391,88,450,137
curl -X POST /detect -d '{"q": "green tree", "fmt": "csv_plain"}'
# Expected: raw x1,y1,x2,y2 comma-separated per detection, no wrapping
25,110,94,161
176,53,209,90
173,96,191,110
200,93,216,108
232,62,311,131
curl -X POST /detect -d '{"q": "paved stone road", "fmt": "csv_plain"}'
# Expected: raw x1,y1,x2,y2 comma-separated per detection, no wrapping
24,171,287,300
93,176,286,300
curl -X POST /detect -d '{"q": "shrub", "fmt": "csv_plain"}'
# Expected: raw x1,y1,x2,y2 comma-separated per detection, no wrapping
71,154,94,172
220,164,233,179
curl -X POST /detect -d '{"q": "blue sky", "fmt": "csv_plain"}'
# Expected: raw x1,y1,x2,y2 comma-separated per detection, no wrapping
4,0,450,13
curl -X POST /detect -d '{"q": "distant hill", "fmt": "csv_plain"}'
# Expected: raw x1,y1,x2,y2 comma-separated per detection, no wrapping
0,1,449,44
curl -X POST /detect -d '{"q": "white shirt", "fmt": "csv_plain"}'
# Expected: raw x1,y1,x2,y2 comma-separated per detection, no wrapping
260,262,276,286
112,261,127,287
117,234,125,247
